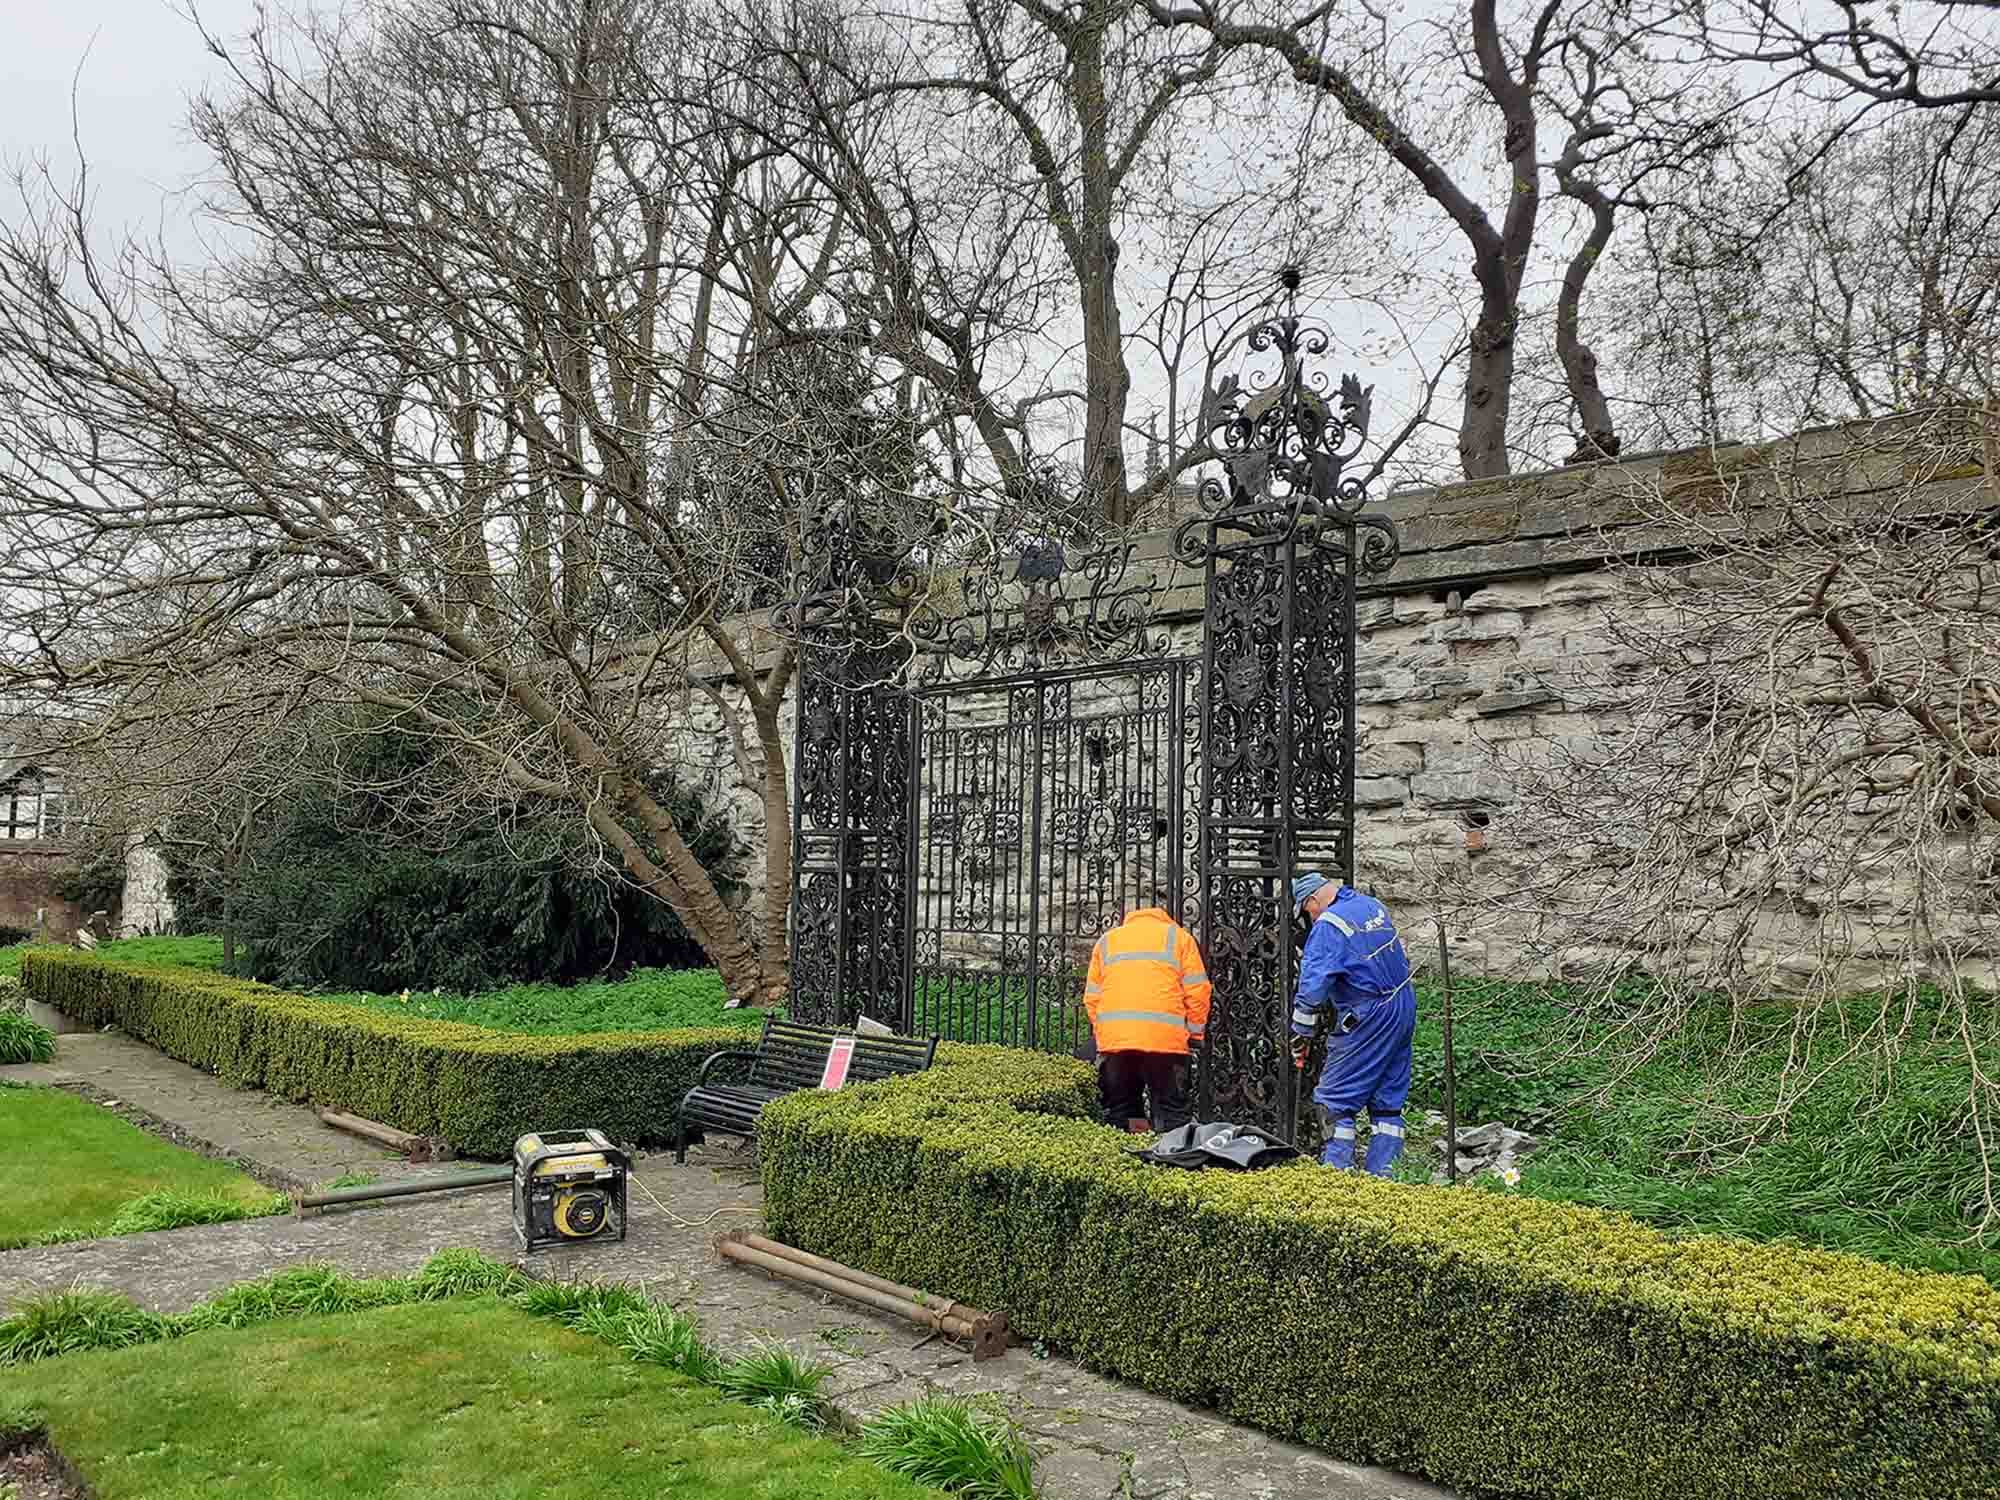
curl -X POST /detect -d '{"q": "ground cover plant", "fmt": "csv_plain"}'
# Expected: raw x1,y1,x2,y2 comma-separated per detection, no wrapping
0,1299,947,1499
1395,976,2000,1283
0,1252,1038,1500
0,1010,54,1064
0,1085,283,1249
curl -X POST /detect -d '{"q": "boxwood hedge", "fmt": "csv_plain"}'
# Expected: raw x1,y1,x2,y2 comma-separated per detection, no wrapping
760,1046,2000,1500
20,951,739,1159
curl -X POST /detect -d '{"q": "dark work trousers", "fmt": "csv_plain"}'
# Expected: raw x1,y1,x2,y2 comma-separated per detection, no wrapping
1098,1050,1192,1132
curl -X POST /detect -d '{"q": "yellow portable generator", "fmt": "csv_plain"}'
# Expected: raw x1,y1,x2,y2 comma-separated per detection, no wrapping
512,1129,629,1254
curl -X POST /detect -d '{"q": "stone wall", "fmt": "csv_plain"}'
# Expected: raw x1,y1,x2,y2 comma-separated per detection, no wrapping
662,412,1997,982
0,844,83,941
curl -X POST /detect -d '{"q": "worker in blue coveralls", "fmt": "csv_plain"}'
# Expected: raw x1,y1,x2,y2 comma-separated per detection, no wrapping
1287,873,1418,1176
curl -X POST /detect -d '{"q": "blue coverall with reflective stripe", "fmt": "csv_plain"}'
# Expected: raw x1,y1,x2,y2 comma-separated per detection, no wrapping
1289,887,1417,1175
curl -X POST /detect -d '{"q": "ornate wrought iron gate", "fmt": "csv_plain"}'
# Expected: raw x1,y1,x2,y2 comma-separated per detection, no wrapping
780,269,1400,1143
909,660,1197,1053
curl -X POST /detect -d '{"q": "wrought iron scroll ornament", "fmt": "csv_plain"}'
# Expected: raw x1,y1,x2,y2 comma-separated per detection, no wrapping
903,533,1169,684
775,467,1171,689
1173,267,1401,580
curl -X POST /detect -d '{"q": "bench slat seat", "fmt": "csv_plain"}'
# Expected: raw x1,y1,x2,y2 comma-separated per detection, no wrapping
675,1018,937,1162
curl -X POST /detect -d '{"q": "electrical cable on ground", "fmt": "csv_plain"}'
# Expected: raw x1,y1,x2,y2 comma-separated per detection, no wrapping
629,1170,758,1230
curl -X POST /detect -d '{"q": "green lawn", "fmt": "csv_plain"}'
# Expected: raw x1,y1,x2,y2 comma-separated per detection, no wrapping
314,965,764,1035
0,1299,945,1499
0,1085,279,1249
1,935,226,979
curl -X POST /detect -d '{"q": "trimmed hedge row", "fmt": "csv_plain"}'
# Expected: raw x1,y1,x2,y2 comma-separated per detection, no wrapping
21,951,739,1159
760,1047,2000,1500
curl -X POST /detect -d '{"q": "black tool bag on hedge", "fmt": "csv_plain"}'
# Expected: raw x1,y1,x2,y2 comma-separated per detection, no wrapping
1134,1120,1299,1171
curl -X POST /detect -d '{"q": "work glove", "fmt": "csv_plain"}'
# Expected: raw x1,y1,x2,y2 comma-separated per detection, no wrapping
1289,1032,1312,1072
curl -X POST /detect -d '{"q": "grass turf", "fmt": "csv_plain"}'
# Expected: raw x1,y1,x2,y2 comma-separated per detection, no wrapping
1393,978,2000,1284
0,1298,946,1499
312,965,761,1035
0,1085,278,1249
2,936,226,979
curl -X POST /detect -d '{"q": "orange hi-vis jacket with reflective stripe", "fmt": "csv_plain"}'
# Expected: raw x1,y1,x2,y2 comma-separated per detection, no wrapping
1085,908,1212,1056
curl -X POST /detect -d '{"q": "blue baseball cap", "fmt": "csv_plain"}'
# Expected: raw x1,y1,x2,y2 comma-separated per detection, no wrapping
1292,873,1331,913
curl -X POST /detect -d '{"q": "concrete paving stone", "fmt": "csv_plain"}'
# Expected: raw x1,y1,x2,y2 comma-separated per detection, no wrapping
0,1032,1461,1500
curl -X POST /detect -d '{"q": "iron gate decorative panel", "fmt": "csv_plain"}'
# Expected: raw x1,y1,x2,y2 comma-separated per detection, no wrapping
787,639,912,1032
909,661,1196,1052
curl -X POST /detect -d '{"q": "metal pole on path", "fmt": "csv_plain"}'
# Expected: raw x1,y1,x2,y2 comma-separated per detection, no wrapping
1437,921,1458,1187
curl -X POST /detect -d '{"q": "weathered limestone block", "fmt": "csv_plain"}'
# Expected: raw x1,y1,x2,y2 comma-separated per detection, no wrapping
1460,580,1546,612
1540,572,1626,608
1355,739,1422,777
1435,610,1524,643
1355,598,1396,630
1390,595,1449,626
1373,716,1480,750
1353,776,1412,809
1355,669,1429,705
1410,767,1514,807
1415,665,1476,697
1473,688,1561,717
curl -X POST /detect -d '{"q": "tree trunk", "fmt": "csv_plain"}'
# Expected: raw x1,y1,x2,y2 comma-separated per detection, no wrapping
1459,279,1517,479
1073,15,1133,524
1554,136,1623,464
753,684,794,1001
585,792,784,1007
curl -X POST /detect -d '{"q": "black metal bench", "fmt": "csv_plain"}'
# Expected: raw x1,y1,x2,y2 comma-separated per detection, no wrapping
675,1017,939,1163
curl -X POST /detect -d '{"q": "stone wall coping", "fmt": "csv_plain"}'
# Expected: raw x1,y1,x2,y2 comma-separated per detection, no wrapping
627,410,1993,692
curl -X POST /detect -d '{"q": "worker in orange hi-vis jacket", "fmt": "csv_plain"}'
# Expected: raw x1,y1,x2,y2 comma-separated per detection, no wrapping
1083,889,1212,1134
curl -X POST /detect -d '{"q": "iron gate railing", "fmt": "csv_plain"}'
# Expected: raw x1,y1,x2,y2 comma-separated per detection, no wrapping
908,659,1198,1053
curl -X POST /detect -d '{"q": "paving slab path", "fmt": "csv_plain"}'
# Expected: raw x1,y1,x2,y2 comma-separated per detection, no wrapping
0,1032,1459,1500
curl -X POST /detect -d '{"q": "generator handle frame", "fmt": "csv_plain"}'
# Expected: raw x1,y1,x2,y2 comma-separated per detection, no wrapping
515,1130,626,1177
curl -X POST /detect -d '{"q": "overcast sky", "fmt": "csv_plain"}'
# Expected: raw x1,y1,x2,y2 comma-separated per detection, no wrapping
2,0,267,248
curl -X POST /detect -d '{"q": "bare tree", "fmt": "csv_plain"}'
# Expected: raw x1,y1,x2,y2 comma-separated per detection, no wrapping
1599,104,1999,447
0,0,936,1005
1448,408,2000,1227
1143,0,1734,478
1701,0,2000,113
743,0,1366,526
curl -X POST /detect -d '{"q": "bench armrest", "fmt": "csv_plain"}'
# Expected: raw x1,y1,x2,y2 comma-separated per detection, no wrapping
696,1049,760,1086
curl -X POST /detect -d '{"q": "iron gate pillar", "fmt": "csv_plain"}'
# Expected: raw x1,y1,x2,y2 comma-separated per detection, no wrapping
788,638,913,1031
1175,269,1401,1144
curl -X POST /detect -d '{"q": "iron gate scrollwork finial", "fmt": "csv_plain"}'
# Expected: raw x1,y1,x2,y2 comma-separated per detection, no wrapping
1173,269,1400,578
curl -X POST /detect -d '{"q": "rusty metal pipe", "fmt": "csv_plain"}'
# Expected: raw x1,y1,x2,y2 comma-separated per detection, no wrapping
735,1233,952,1312
718,1237,968,1330
715,1232,1010,1358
